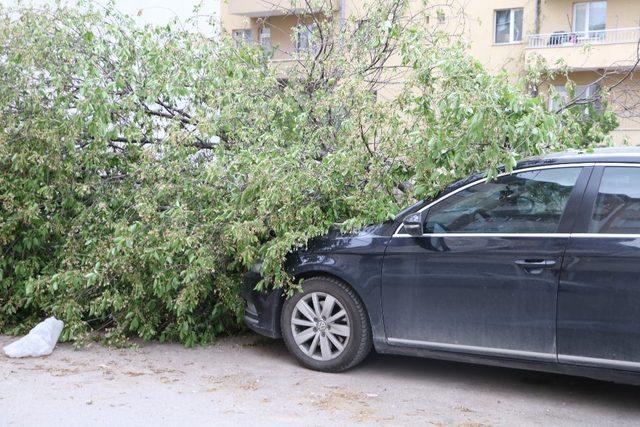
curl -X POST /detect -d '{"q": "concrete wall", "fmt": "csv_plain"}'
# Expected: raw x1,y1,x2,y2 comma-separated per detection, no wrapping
549,70,640,145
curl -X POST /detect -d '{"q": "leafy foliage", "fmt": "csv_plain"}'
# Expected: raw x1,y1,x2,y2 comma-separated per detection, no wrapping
0,1,617,344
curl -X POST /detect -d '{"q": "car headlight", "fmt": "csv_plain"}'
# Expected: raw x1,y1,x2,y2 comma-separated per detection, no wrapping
250,261,263,274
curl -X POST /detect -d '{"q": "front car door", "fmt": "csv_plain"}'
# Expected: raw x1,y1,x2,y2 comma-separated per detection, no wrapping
559,164,640,371
381,165,591,361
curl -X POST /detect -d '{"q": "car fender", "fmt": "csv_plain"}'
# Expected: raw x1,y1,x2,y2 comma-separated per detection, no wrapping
287,247,389,350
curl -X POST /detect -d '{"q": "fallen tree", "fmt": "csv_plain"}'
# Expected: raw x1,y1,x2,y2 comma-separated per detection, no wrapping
0,0,617,345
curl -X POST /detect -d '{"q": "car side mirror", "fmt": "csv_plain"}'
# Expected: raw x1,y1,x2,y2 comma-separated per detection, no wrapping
402,211,426,237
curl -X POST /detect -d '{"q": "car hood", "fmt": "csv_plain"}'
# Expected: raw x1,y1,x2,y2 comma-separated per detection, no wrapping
302,221,395,255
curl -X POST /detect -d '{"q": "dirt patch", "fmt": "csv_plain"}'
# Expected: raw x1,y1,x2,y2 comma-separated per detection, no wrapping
309,387,381,423
21,365,83,377
201,372,263,392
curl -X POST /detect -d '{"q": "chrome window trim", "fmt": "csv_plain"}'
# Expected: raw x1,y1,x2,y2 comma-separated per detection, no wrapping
391,232,640,239
593,162,640,167
571,233,640,238
393,162,640,237
387,338,556,362
561,153,640,159
402,233,572,238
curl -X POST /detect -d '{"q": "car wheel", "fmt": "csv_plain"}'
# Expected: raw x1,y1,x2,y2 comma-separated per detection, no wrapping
281,276,372,372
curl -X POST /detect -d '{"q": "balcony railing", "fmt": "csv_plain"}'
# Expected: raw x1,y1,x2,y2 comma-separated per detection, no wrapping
528,27,640,49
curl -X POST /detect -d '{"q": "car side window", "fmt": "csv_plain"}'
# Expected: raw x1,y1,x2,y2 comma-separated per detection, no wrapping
423,168,582,234
589,167,640,234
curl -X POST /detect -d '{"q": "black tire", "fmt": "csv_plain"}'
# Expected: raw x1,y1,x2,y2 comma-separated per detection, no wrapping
281,276,372,372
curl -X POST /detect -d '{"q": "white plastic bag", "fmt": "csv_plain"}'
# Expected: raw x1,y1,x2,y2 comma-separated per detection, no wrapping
3,317,64,358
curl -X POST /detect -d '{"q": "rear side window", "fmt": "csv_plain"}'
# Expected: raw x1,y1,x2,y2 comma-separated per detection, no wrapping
589,167,640,234
424,167,582,234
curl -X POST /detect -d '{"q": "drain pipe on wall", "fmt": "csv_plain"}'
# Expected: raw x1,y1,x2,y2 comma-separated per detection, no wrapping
534,0,541,34
529,0,543,97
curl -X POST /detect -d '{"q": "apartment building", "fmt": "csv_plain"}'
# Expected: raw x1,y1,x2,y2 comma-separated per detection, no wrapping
221,1,640,145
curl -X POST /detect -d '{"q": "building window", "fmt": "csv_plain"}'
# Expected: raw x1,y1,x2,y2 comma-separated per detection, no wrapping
297,25,310,52
259,26,272,52
296,24,318,54
573,1,607,40
232,29,253,46
549,83,601,112
494,8,523,44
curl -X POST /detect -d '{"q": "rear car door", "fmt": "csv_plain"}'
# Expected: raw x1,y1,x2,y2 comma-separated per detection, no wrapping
381,165,591,361
559,165,640,371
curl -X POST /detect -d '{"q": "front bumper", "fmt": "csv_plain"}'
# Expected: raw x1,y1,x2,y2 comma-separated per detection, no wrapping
240,272,284,339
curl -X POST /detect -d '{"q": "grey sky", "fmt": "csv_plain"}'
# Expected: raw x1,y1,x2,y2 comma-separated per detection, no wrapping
1,0,220,35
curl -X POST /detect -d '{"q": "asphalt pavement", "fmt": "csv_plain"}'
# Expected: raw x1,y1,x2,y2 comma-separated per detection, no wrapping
1,334,639,426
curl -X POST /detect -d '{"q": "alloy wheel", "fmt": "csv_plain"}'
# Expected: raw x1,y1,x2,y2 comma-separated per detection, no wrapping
290,291,351,361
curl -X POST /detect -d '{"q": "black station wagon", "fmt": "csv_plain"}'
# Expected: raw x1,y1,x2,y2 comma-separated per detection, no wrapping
241,148,640,385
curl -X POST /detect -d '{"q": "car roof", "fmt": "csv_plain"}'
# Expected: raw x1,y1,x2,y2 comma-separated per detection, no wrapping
517,147,640,168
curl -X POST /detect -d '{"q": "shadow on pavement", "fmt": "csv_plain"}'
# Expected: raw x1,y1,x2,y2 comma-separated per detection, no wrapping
247,334,640,412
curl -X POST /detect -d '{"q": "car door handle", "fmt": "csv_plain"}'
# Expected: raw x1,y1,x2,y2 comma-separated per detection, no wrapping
514,259,557,267
514,259,557,274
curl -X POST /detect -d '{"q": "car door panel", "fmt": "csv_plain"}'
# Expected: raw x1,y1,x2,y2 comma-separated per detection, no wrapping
559,237,640,369
382,235,566,358
559,165,640,371
382,165,591,361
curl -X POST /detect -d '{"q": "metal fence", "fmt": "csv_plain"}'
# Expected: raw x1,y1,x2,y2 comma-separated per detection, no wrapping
528,27,640,49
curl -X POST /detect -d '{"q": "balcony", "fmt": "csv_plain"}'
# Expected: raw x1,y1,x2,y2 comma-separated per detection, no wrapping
227,0,335,18
525,27,640,70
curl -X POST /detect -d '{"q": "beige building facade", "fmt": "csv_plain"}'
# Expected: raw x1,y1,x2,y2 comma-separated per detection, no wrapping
221,0,640,145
